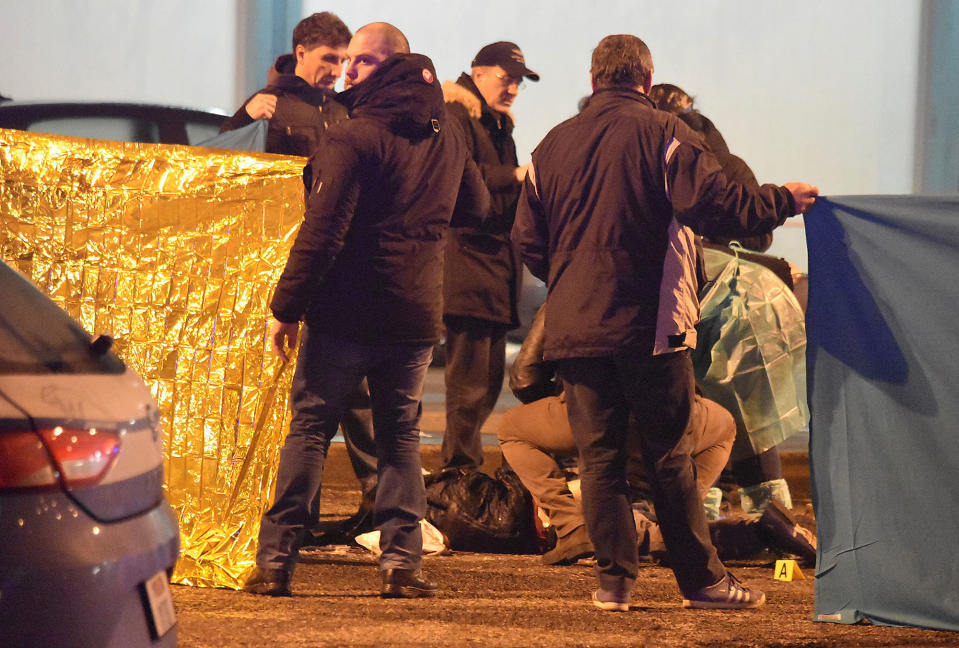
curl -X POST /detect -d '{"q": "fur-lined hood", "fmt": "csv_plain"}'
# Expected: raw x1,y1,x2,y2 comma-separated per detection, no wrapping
442,80,482,119
442,76,515,123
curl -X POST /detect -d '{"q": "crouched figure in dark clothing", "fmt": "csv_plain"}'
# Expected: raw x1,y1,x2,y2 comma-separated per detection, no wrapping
499,305,817,569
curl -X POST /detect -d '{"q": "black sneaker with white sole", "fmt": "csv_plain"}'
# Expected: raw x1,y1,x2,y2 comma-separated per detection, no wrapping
682,572,765,609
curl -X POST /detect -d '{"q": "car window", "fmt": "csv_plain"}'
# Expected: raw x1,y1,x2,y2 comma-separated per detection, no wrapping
0,264,125,374
27,116,160,143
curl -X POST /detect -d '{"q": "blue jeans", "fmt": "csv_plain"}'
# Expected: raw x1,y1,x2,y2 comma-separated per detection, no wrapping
256,325,433,573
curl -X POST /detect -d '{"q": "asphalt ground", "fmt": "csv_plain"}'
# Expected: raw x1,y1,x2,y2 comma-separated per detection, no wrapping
170,369,957,647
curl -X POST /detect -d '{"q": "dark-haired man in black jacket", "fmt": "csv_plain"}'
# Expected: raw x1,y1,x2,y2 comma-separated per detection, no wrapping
220,11,350,156
513,34,818,612
243,22,489,600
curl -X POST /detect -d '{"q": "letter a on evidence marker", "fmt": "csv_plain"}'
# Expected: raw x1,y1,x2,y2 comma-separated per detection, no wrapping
774,559,805,581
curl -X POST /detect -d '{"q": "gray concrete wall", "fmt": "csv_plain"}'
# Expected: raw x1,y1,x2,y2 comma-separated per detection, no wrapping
3,1,954,267
915,0,959,194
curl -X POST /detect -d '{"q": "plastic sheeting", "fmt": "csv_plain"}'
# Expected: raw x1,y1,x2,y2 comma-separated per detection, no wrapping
807,196,959,631
692,246,808,460
197,120,268,153
0,127,307,588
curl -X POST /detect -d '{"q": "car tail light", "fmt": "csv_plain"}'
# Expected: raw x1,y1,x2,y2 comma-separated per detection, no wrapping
0,427,120,490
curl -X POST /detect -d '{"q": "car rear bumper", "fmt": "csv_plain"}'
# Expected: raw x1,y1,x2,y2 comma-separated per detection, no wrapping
0,491,179,647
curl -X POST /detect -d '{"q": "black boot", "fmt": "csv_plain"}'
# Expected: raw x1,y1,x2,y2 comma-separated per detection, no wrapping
242,567,292,597
755,500,817,565
541,525,594,565
305,497,376,546
380,568,439,598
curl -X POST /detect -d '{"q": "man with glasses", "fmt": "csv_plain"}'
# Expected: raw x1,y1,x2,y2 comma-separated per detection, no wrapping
440,42,539,471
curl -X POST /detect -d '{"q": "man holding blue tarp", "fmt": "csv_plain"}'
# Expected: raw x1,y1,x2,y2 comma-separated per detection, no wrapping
512,33,818,611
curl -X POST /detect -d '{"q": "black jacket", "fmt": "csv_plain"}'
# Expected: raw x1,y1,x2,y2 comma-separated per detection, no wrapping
513,88,795,360
678,111,730,159
270,54,489,345
677,111,772,252
705,151,773,252
441,74,522,327
220,73,348,158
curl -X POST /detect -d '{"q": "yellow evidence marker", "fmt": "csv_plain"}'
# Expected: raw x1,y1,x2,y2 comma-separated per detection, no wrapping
774,559,806,581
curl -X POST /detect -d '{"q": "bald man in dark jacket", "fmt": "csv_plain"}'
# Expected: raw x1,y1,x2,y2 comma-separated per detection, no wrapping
244,24,489,600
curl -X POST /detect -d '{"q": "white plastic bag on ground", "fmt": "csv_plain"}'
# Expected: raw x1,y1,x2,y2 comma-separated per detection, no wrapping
355,519,447,556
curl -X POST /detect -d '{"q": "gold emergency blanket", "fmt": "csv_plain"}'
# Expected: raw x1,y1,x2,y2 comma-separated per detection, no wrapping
0,128,305,588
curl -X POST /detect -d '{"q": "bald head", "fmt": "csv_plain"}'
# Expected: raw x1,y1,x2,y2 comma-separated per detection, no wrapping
359,22,409,55
344,22,410,89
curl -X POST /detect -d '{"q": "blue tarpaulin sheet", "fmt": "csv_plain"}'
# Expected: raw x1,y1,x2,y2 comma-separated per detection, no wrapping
806,195,959,631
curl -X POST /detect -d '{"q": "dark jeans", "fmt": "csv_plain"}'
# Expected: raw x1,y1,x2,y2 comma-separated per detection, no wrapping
340,380,377,500
256,326,433,573
441,315,507,469
557,349,726,595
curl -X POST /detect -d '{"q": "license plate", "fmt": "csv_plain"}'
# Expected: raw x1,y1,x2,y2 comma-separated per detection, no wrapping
144,570,177,638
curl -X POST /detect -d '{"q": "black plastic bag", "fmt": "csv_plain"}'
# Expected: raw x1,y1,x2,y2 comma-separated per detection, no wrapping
424,467,539,554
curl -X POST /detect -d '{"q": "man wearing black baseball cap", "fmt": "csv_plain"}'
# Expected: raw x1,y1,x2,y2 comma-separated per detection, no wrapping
470,41,540,111
440,43,539,471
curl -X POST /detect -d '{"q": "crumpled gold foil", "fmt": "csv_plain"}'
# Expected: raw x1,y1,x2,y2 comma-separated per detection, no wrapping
0,128,306,588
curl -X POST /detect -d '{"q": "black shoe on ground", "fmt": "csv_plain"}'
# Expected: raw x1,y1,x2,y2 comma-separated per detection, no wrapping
682,572,765,609
381,568,439,598
305,504,376,546
343,505,376,535
541,526,594,566
756,500,817,565
242,567,292,597
592,589,630,612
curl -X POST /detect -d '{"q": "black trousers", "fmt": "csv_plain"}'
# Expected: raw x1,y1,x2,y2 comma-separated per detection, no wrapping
441,316,507,469
558,349,726,595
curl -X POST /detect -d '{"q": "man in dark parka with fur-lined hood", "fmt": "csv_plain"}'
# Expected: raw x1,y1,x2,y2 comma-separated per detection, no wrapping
439,42,539,470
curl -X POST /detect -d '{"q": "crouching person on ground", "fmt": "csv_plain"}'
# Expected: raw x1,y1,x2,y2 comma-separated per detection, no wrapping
500,305,816,569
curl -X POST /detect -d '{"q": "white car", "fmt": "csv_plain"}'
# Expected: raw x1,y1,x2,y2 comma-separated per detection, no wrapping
0,260,179,647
